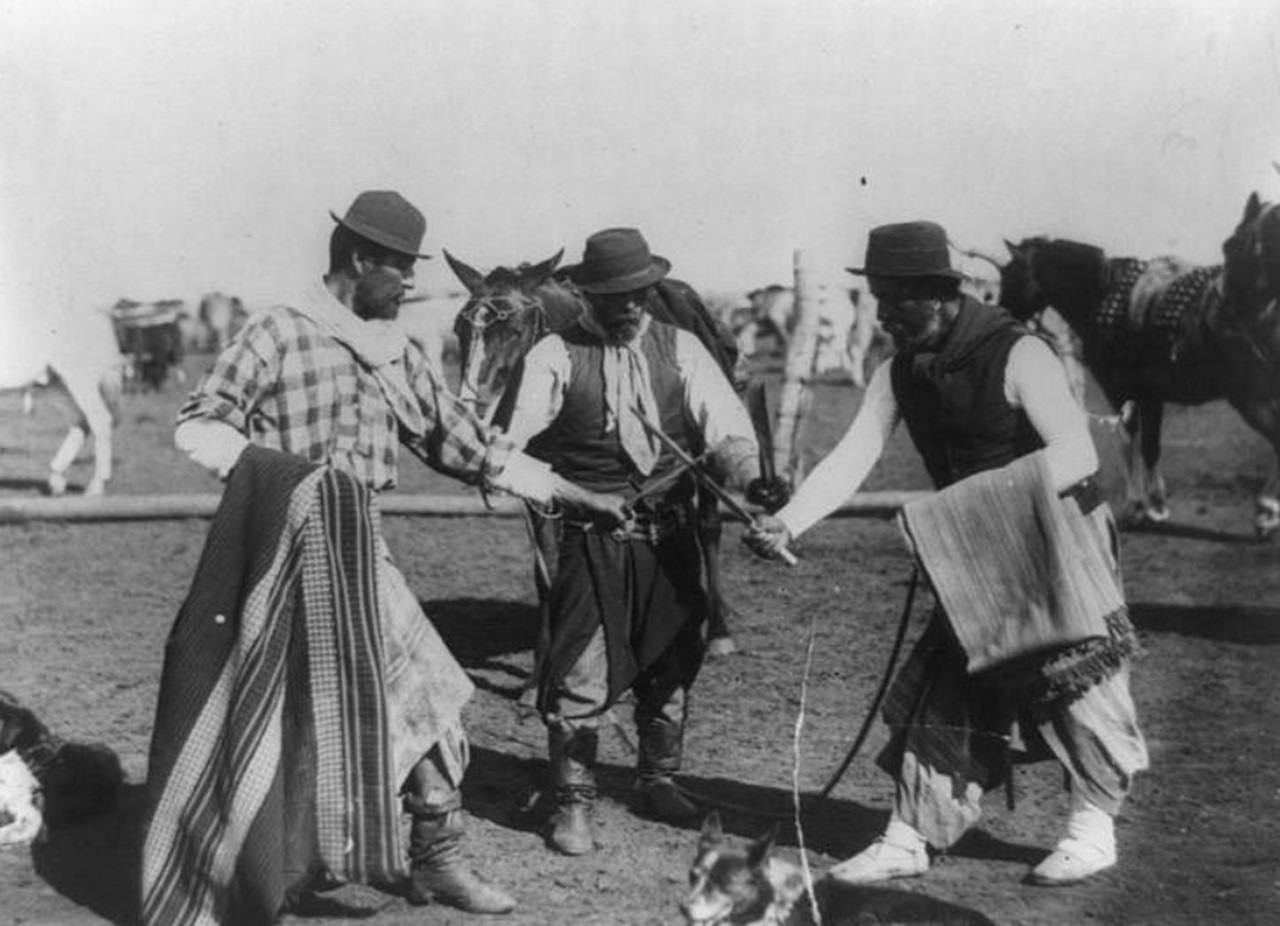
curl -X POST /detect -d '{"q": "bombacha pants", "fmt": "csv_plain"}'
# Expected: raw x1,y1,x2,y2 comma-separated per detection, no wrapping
881,618,1149,849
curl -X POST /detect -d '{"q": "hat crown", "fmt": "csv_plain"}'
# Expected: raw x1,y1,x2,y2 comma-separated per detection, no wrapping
849,220,961,279
572,228,671,293
332,190,427,258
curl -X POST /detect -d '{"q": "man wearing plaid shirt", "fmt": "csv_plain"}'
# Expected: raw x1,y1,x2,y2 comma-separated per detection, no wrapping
173,190,627,916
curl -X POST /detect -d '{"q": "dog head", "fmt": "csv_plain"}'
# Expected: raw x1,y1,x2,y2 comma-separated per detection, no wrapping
680,812,805,926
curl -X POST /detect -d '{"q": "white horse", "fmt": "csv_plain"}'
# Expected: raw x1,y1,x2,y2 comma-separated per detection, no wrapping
1,307,123,496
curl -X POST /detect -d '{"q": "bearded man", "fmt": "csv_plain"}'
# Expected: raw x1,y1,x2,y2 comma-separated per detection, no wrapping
499,227,785,855
146,191,625,924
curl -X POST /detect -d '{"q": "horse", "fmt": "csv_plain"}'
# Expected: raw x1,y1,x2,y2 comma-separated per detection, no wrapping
738,283,887,388
1000,199,1280,537
0,307,123,496
446,249,747,685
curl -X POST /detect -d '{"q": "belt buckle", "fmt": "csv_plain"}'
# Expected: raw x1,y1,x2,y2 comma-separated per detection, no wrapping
611,511,637,542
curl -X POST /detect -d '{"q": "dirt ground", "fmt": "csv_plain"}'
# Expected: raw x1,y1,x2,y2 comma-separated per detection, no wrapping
1,353,1278,926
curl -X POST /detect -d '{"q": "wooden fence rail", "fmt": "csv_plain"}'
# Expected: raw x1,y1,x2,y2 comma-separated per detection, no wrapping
0,491,928,525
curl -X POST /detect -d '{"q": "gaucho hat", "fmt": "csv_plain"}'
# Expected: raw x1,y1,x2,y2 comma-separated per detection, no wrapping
846,220,963,279
330,190,431,259
569,228,671,294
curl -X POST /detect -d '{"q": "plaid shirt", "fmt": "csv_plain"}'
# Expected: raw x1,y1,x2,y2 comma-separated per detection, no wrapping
177,301,512,491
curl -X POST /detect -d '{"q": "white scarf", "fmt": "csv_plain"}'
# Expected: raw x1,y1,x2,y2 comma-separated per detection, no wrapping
296,279,427,436
580,311,662,475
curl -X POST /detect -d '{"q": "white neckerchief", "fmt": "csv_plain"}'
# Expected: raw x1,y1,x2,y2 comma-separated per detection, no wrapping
580,311,661,475
296,279,427,436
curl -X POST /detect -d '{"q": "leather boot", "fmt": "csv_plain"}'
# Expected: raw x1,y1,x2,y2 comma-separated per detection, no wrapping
635,715,699,820
405,808,516,914
547,723,598,855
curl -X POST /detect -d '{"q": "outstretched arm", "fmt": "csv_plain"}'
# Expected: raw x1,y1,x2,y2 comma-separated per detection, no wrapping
744,362,898,559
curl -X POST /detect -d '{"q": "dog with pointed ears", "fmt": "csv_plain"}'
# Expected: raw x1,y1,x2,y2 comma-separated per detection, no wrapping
680,811,814,926
680,812,999,926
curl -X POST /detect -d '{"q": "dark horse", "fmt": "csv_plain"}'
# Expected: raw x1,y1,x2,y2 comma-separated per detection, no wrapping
1001,195,1280,537
445,250,746,702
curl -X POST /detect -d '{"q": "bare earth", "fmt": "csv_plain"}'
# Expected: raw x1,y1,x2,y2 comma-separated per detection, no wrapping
1,354,1278,926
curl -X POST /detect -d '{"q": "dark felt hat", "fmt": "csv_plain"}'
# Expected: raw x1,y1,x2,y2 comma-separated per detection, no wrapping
846,220,963,279
569,228,671,294
330,190,431,259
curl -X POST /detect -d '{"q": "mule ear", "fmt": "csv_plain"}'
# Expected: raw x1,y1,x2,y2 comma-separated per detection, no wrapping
746,823,778,869
443,250,488,295
1004,239,1021,258
698,811,724,847
521,250,565,290
1245,191,1263,221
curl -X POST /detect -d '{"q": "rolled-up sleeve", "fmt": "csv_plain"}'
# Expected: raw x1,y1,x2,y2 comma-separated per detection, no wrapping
677,330,759,487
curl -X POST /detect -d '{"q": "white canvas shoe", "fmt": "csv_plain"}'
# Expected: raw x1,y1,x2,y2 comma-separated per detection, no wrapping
1028,836,1117,886
827,820,930,885
1029,799,1117,886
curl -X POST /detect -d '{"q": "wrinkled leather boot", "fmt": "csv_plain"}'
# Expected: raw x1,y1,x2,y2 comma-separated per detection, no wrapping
547,723,598,855
635,715,699,820
405,808,516,914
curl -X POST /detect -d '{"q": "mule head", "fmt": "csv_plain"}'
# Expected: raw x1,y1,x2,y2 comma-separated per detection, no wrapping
1222,191,1280,319
1001,238,1050,321
446,249,567,416
1002,236,1109,326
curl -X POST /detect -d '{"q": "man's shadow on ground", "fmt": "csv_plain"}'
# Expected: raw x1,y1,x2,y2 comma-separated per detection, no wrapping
427,596,541,698
1130,602,1280,644
31,782,145,926
464,745,1009,925
462,744,1043,867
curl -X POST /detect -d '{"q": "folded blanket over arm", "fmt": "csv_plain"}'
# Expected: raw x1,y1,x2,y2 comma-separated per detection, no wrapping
900,451,1134,704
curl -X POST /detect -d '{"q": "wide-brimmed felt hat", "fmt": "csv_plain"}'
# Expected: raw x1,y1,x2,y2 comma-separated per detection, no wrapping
569,228,671,294
846,220,963,279
330,190,431,259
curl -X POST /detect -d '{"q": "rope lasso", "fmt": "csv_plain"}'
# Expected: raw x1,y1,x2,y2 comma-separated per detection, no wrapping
668,566,921,820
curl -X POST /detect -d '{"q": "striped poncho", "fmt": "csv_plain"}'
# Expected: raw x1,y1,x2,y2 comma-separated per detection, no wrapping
141,445,404,926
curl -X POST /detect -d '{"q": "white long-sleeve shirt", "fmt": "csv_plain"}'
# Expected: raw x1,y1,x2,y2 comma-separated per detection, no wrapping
502,318,760,487
777,335,1098,539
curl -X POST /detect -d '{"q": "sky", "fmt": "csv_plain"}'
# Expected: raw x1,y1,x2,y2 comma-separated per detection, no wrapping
2,0,1279,319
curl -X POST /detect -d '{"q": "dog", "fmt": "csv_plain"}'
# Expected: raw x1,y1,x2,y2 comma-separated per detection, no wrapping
680,812,998,926
0,689,124,847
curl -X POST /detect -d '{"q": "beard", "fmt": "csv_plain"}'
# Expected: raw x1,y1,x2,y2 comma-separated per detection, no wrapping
600,317,643,345
353,266,406,320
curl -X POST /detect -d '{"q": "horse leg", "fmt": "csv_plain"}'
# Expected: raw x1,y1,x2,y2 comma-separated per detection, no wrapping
1138,400,1169,522
1227,398,1280,538
1117,400,1148,527
699,498,738,658
47,426,84,496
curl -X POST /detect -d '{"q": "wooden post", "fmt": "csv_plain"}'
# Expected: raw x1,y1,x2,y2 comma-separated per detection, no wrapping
772,249,823,486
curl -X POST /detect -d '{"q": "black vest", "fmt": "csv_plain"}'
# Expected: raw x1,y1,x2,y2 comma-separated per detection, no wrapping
526,320,699,495
890,299,1044,488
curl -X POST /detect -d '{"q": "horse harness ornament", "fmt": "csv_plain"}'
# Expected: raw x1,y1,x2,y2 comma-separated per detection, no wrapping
1094,257,1225,372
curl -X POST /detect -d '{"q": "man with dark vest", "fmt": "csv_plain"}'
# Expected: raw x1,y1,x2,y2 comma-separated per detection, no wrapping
746,220,1148,887
500,227,780,855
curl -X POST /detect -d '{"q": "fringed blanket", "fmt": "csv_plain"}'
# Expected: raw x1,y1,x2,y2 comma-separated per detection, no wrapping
141,446,404,926
900,451,1134,704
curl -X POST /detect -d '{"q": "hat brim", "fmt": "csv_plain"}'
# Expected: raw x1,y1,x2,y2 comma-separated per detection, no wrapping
570,256,671,294
330,210,432,260
846,265,965,279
